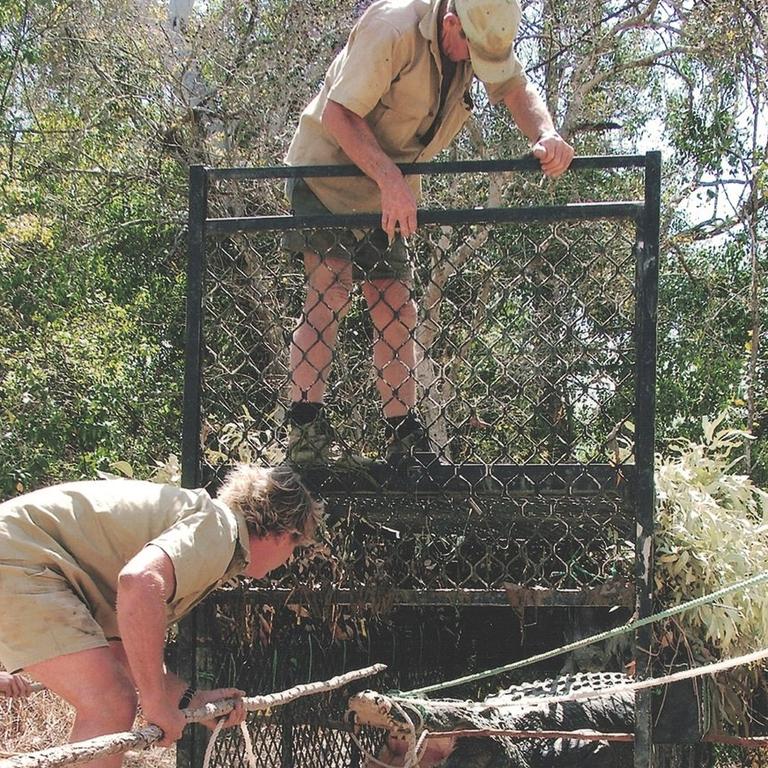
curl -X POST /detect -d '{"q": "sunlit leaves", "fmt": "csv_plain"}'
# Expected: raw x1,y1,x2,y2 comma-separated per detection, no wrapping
655,414,768,726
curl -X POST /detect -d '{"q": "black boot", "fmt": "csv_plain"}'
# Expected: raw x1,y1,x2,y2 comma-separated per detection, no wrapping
384,412,431,464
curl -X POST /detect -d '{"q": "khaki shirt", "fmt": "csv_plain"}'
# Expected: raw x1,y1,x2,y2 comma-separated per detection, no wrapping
0,480,250,638
285,0,526,214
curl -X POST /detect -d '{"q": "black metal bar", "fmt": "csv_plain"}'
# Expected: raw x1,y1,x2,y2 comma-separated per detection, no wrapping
182,165,207,489
207,201,645,234
206,154,648,181
349,734,362,768
281,722,294,768
178,164,208,768
634,150,661,768
185,152,664,767
215,586,635,608
300,462,634,498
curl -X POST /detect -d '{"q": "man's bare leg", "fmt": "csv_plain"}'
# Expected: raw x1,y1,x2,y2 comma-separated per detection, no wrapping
362,277,430,459
290,252,354,404
362,278,418,418
24,646,139,768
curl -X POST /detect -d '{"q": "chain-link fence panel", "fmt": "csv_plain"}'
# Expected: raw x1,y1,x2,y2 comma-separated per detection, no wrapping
184,594,634,767
198,220,637,478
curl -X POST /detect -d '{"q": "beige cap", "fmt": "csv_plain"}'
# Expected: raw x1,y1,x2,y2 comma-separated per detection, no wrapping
455,0,522,83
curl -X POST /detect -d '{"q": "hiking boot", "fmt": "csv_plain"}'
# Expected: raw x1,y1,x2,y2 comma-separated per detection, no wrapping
384,416,432,464
287,414,335,465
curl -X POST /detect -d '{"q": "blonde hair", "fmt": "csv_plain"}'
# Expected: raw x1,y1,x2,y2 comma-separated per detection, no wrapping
216,464,323,543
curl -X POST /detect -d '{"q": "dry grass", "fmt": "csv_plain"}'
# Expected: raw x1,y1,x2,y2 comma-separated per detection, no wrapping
0,676,175,768
0,688,73,757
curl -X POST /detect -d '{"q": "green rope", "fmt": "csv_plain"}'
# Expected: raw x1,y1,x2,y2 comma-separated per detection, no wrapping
398,570,768,698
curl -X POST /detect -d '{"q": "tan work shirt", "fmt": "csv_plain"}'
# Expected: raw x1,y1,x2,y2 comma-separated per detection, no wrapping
285,0,527,214
0,480,250,639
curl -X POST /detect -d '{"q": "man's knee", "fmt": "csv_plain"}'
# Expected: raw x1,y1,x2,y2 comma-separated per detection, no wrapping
365,280,417,329
74,675,138,727
311,280,353,317
372,296,418,332
392,298,418,329
303,256,353,319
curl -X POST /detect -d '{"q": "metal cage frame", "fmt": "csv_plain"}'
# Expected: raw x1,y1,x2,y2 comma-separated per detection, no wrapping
178,153,660,768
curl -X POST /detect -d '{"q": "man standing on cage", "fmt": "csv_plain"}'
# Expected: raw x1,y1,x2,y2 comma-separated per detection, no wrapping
282,0,574,465
0,464,322,768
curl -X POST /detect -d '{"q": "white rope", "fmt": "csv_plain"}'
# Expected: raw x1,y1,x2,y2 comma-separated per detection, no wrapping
505,646,768,709
202,719,224,768
348,731,399,768
239,721,258,768
386,646,768,716
349,728,430,768
348,694,430,768
388,698,427,768
404,570,768,698
201,720,256,768
406,730,430,768
390,699,424,738
200,664,388,768
1,663,387,768
342,646,768,757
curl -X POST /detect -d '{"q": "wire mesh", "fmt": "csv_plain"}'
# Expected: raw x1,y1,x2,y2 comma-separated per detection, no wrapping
199,218,637,479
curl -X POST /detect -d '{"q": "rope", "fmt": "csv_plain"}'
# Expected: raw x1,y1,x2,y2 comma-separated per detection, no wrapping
703,733,768,748
239,719,258,768
424,728,634,742
348,732,398,768
202,719,225,768
507,646,768,708
0,663,386,768
382,647,768,716
400,570,768,697
349,648,768,752
200,719,258,768
394,700,425,768
420,728,768,747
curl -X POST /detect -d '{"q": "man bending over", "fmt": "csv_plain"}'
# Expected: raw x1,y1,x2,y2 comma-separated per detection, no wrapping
0,464,322,768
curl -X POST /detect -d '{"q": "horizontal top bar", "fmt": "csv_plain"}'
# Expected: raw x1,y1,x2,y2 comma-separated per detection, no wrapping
206,201,644,233
203,154,650,181
215,586,635,608
295,461,635,499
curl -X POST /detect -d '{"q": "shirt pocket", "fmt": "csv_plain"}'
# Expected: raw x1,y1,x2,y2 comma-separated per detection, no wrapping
0,564,71,595
366,71,439,156
420,93,473,160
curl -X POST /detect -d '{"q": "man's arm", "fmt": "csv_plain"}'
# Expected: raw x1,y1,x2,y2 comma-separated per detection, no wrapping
503,80,574,178
116,544,187,746
117,545,247,743
321,99,418,241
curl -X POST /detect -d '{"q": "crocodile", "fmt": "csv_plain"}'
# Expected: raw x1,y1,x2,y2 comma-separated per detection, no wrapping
347,672,634,767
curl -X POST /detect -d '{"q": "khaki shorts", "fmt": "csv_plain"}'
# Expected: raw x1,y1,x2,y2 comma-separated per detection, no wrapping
0,562,108,672
281,177,413,282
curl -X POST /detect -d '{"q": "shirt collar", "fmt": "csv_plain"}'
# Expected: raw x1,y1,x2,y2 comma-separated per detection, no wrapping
213,499,251,577
419,0,473,80
418,0,442,43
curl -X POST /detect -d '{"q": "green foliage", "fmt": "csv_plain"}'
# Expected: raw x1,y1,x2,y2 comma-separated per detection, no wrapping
0,0,195,498
657,228,767,483
655,414,768,730
0,0,765,498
